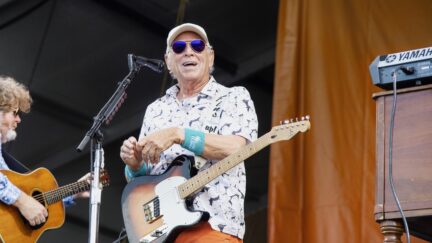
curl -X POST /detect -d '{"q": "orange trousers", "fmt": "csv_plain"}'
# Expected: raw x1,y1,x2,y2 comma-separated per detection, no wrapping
175,222,243,243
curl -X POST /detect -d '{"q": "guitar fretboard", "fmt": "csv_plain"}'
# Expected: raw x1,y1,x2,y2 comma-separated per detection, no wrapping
40,181,90,205
177,132,272,199
176,119,309,199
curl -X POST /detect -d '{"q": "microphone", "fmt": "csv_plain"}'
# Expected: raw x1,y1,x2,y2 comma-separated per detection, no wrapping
129,54,165,73
127,54,135,71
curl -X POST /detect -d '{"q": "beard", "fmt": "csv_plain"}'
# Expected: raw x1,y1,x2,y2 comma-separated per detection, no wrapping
5,129,17,142
0,115,17,143
0,129,17,143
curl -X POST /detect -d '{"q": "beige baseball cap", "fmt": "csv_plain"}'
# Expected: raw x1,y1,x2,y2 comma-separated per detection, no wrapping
166,23,210,51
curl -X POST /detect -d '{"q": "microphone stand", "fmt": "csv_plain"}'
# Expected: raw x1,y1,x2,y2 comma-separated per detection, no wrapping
76,55,141,243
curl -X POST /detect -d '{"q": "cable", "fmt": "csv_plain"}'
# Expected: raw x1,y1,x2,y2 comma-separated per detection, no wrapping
0,0,49,30
112,227,128,243
27,0,57,88
388,70,410,243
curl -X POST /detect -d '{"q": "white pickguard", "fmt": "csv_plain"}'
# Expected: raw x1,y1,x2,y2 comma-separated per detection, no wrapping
156,176,202,228
139,176,202,243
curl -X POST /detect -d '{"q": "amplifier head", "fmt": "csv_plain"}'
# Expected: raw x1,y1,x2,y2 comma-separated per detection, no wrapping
370,47,432,90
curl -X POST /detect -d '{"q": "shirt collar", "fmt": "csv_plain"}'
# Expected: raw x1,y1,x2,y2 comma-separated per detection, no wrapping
166,76,219,99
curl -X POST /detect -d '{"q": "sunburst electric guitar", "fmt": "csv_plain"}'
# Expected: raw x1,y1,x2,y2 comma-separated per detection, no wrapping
121,117,311,243
0,168,109,243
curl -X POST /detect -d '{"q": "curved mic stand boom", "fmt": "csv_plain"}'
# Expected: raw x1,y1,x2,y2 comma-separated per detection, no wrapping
76,54,164,243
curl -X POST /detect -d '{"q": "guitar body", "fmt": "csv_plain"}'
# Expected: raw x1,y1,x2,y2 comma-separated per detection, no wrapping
122,118,311,243
0,168,65,243
121,156,208,243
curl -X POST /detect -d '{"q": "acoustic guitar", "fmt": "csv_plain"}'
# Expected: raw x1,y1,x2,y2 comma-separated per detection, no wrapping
121,117,310,243
0,168,109,243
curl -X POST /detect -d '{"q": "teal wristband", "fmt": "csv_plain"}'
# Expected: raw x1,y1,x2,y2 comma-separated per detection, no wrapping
181,128,205,155
124,163,148,180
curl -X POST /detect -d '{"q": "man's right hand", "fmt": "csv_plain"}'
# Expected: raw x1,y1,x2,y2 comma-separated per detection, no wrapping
120,136,143,170
13,193,48,226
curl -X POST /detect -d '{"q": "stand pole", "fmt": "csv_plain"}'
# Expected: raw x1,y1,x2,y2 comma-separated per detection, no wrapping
89,134,104,243
75,54,163,243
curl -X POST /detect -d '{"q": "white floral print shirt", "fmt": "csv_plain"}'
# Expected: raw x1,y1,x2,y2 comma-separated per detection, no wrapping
138,77,258,239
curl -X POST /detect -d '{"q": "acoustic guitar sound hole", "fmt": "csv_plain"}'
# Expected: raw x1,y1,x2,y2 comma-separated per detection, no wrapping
20,190,48,230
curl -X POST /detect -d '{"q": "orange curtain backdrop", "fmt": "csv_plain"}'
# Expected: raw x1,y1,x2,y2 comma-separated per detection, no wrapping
268,0,432,242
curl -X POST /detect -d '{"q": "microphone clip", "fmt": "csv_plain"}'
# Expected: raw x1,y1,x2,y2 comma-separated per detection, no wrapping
128,54,165,73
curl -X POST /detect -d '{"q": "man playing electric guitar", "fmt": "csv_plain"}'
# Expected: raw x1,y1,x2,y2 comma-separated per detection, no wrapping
120,23,258,243
0,76,91,242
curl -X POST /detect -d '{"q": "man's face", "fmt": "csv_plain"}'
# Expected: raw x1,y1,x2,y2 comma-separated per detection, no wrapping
165,31,214,83
0,108,21,143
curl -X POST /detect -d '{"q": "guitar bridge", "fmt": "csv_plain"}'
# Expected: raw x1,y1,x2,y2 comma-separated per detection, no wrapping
143,197,161,223
139,224,168,243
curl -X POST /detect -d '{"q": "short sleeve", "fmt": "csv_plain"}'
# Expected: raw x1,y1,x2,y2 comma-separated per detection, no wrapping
218,87,258,142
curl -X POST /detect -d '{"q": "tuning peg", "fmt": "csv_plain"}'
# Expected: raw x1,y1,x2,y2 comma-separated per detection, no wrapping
295,117,299,122
305,115,310,120
290,119,294,123
282,119,289,124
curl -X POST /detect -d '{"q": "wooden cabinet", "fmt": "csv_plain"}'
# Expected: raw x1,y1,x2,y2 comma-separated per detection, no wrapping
374,85,432,242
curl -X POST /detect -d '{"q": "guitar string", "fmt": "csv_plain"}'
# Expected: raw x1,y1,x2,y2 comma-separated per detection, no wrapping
32,181,87,203
179,121,307,197
179,132,271,198
32,181,93,204
43,182,87,199
39,184,86,204
183,131,270,196
31,173,108,203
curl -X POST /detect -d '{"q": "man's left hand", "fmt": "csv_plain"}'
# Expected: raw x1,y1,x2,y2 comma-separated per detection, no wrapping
137,127,183,164
73,173,91,199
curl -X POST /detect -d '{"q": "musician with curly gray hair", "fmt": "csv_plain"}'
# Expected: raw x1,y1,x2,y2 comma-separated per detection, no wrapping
0,76,89,229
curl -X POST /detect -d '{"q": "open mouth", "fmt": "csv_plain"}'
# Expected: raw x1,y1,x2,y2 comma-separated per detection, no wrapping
182,61,197,67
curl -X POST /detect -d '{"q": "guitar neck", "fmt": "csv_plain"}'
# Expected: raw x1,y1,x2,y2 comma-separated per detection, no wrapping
42,181,89,205
178,132,272,199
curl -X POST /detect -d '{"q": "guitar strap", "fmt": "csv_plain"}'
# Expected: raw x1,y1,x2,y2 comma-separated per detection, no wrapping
1,147,30,173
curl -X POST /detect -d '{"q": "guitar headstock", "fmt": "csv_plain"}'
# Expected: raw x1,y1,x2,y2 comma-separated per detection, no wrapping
87,169,110,188
268,115,311,143
99,169,110,188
